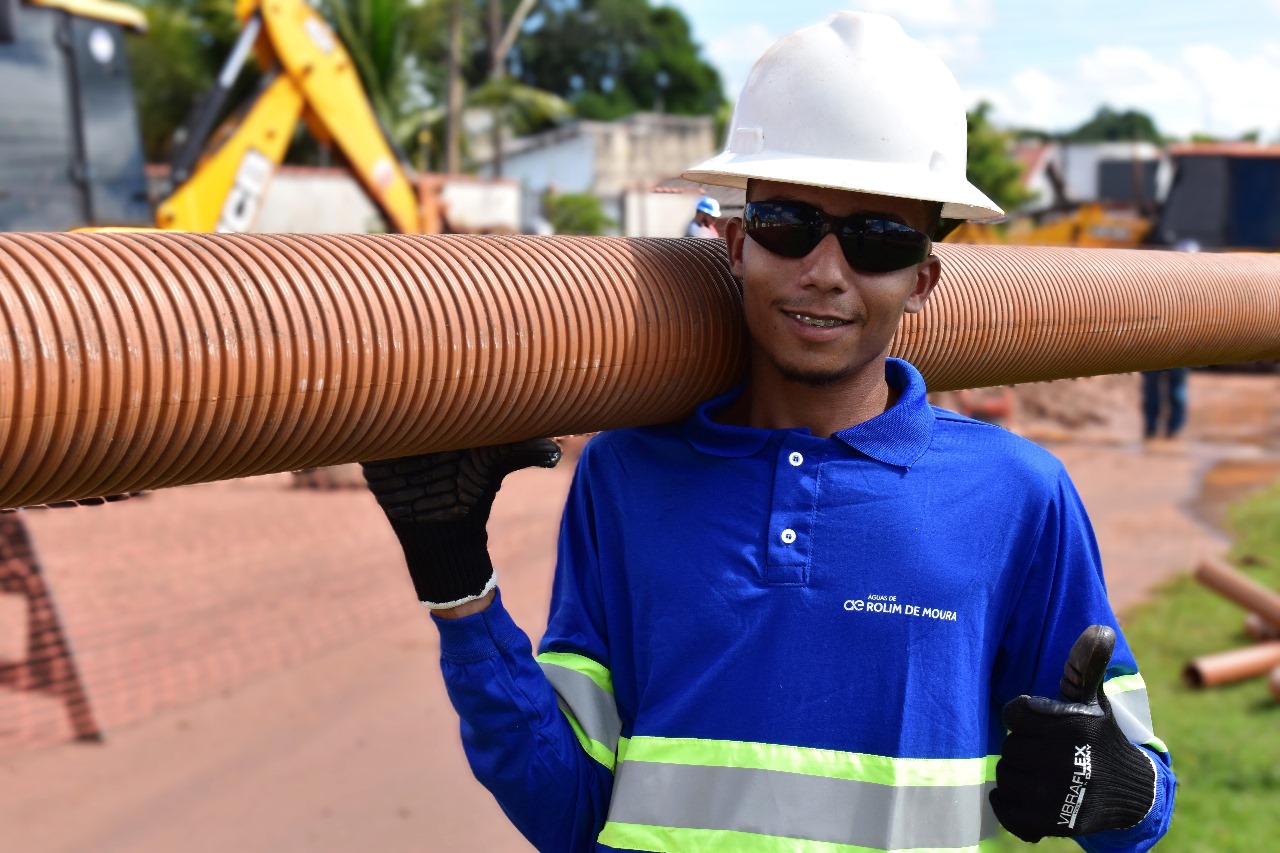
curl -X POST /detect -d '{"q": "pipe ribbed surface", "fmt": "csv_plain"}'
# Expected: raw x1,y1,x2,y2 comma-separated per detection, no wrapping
2,233,1279,509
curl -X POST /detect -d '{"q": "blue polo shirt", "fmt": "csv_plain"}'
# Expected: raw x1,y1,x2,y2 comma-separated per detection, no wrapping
435,358,1175,853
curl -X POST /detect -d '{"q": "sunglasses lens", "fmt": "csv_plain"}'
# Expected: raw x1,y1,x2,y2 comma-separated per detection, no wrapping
744,202,823,258
840,220,931,273
744,202,930,272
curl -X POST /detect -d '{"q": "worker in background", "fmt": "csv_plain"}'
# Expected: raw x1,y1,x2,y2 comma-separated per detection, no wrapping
685,194,721,238
360,13,1175,852
1141,238,1200,445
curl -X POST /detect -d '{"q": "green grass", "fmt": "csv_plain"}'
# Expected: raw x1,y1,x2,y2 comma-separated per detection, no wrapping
986,482,1280,852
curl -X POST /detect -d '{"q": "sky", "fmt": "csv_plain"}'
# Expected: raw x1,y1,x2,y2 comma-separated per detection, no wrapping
660,0,1280,141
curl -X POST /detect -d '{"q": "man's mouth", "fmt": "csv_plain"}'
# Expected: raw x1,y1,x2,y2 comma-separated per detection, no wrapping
784,311,851,328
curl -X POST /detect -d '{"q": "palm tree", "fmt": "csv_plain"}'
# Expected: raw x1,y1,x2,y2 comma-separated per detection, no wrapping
322,0,567,175
320,0,431,162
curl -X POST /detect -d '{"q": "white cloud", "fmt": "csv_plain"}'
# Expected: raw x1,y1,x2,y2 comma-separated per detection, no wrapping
856,2,994,75
705,23,781,97
1076,46,1188,100
981,42,1280,140
1180,43,1280,138
852,0,996,29
921,31,984,71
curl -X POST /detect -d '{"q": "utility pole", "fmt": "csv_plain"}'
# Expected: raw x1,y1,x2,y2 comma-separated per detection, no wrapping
489,0,504,177
484,0,538,179
446,0,463,175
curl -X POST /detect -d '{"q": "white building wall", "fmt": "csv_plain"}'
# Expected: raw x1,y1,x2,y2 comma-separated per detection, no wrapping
623,191,704,237
255,168,382,233
441,180,522,233
250,167,520,234
1057,142,1167,202
495,133,597,230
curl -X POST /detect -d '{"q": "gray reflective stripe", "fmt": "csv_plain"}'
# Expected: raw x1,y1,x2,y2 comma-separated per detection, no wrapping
539,660,622,755
1109,686,1159,748
606,760,998,850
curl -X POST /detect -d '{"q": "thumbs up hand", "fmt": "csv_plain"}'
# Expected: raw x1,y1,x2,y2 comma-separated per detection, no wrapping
990,626,1157,842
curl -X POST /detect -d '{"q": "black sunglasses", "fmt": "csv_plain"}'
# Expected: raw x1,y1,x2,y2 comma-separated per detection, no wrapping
743,201,932,273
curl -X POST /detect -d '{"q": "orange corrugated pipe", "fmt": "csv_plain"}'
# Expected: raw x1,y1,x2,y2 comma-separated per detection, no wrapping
2,232,1279,509
1195,558,1280,630
1183,641,1280,688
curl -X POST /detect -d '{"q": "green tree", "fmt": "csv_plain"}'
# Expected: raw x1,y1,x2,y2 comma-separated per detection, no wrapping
965,102,1035,214
321,0,429,152
1064,106,1163,144
544,191,616,235
126,0,248,162
509,0,724,122
409,1,571,173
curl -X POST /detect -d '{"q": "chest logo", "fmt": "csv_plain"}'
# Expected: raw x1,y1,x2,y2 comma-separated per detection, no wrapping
843,594,958,622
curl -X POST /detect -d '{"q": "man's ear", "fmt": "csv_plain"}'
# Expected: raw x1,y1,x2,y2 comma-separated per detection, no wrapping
725,216,746,279
903,255,942,315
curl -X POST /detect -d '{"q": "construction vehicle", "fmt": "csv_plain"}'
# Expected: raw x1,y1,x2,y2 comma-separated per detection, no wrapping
1,0,442,234
945,151,1156,248
945,202,1153,248
1156,143,1280,251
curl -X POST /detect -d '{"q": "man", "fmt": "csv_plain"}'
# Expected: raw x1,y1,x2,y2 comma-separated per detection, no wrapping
1140,240,1200,444
361,12,1175,852
685,195,721,238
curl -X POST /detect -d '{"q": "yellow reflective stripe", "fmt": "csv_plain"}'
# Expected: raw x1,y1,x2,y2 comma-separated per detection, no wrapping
536,651,614,695
560,707,616,771
600,822,980,853
1105,675,1169,753
1105,673,1146,695
621,736,997,787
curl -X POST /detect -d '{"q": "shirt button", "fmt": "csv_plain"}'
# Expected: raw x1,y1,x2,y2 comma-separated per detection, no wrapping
788,452,804,467
780,528,797,544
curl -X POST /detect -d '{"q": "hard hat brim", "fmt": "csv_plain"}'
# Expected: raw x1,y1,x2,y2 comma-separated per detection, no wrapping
682,151,1005,222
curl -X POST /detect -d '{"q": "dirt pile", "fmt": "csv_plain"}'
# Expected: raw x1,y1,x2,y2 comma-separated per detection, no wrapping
932,373,1142,443
1014,374,1142,442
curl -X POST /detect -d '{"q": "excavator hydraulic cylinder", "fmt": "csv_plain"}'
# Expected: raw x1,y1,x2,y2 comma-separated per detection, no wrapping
2,232,1279,509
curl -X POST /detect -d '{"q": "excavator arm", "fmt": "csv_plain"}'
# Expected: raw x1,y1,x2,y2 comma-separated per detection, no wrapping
157,0,422,234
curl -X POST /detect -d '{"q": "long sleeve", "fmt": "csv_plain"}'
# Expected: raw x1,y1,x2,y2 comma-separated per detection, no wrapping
993,467,1176,853
434,591,614,852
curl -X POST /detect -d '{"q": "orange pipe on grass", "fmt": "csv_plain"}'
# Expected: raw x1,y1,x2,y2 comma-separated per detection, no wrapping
1183,641,1280,688
1195,558,1280,631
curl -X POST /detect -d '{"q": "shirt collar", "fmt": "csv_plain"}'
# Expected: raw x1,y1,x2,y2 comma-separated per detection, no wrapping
682,358,935,467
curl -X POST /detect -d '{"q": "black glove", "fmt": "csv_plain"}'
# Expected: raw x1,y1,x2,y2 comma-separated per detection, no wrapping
990,626,1156,843
2,493,140,512
360,439,561,608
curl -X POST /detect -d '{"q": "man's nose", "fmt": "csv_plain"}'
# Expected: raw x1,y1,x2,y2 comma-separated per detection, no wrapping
800,232,852,291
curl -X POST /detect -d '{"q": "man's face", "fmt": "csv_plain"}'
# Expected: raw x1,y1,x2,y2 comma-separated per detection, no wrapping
725,180,941,388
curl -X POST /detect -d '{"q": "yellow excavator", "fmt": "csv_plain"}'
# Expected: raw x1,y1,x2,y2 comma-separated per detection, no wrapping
0,0,442,234
945,202,1153,248
944,156,1154,249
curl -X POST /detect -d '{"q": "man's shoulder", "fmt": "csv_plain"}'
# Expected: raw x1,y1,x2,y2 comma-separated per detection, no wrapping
577,422,687,465
928,406,1067,487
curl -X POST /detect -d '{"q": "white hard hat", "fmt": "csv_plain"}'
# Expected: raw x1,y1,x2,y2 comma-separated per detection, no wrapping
696,196,721,217
682,12,1003,221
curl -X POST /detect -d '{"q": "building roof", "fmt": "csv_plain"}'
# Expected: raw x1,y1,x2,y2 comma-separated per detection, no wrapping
1167,142,1280,158
653,178,745,215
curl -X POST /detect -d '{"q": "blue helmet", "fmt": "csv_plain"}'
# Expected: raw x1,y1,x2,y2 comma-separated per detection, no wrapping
695,196,721,217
